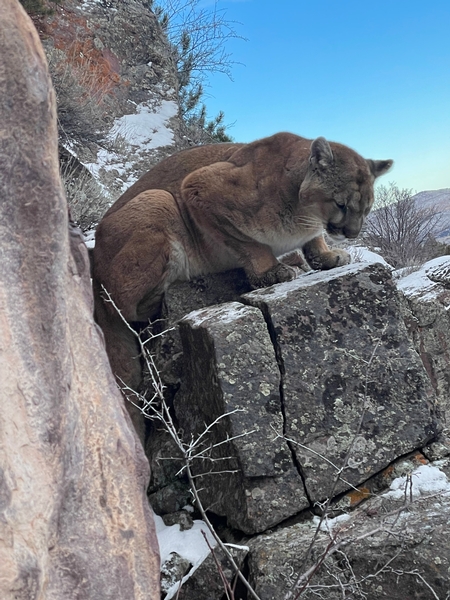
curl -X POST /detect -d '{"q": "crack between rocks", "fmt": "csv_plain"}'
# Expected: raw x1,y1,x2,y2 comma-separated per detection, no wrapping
241,297,313,506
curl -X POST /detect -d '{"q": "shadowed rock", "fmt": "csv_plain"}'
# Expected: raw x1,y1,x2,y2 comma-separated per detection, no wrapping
398,256,450,457
246,458,450,599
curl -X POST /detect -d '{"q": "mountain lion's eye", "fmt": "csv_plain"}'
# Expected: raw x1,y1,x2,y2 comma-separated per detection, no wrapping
334,198,347,211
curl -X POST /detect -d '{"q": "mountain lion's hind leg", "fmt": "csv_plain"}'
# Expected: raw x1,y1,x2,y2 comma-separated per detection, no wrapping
94,218,174,391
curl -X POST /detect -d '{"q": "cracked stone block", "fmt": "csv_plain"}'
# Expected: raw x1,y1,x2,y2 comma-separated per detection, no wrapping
154,269,254,403
174,302,308,534
247,520,338,599
243,263,440,503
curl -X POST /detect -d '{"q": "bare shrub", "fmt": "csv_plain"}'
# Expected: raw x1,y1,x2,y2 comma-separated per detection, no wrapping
61,160,110,231
47,44,114,146
155,0,241,86
363,183,443,268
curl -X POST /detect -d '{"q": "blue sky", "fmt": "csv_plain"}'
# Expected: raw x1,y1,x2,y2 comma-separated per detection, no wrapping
200,0,450,193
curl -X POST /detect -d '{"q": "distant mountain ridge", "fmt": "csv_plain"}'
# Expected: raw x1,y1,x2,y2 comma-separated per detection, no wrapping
413,188,450,241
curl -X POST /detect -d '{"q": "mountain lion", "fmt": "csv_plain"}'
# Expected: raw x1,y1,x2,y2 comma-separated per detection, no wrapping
93,132,392,391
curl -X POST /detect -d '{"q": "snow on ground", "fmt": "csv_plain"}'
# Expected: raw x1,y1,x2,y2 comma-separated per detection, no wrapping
83,100,178,191
308,464,450,537
347,248,450,302
396,255,450,300
83,229,96,250
245,261,379,303
116,101,177,151
244,245,396,303
155,514,217,600
347,245,393,269
80,0,115,9
383,463,450,501
184,301,253,328
312,513,351,532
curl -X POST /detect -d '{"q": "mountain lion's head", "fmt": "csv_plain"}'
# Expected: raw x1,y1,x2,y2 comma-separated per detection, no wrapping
298,137,393,241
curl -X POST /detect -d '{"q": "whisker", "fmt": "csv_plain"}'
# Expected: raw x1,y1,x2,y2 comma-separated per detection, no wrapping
293,218,315,225
294,214,322,223
293,216,323,229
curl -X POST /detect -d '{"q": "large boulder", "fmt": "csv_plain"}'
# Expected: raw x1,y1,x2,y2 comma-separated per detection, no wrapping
0,2,160,598
243,263,439,502
170,263,439,534
175,302,308,534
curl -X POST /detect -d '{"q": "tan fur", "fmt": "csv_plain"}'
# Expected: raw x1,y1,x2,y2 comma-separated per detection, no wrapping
93,132,392,390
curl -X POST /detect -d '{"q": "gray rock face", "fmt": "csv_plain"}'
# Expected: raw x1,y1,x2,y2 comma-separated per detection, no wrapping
175,303,308,534
148,254,450,595
176,545,248,600
169,263,439,534
247,457,450,599
0,3,160,598
161,553,192,597
398,257,450,449
244,263,439,502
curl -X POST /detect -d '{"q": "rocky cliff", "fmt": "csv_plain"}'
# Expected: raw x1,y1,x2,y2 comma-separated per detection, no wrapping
31,0,184,227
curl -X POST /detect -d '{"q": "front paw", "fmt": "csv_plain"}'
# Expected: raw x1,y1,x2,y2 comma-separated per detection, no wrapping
248,262,299,289
280,250,311,272
308,249,351,270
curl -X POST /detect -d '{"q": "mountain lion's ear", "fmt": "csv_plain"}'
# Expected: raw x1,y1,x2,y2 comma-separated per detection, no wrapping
309,137,334,170
367,159,394,179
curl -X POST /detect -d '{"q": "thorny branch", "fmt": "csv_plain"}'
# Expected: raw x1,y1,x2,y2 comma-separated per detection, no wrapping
102,286,262,600
201,529,238,600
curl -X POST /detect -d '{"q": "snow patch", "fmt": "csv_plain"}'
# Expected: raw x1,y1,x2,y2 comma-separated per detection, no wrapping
155,514,217,600
396,256,450,300
83,229,96,250
347,246,393,269
383,464,450,501
225,542,250,552
183,301,253,328
312,513,351,532
79,0,110,8
244,262,373,303
83,100,178,190
112,101,177,152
